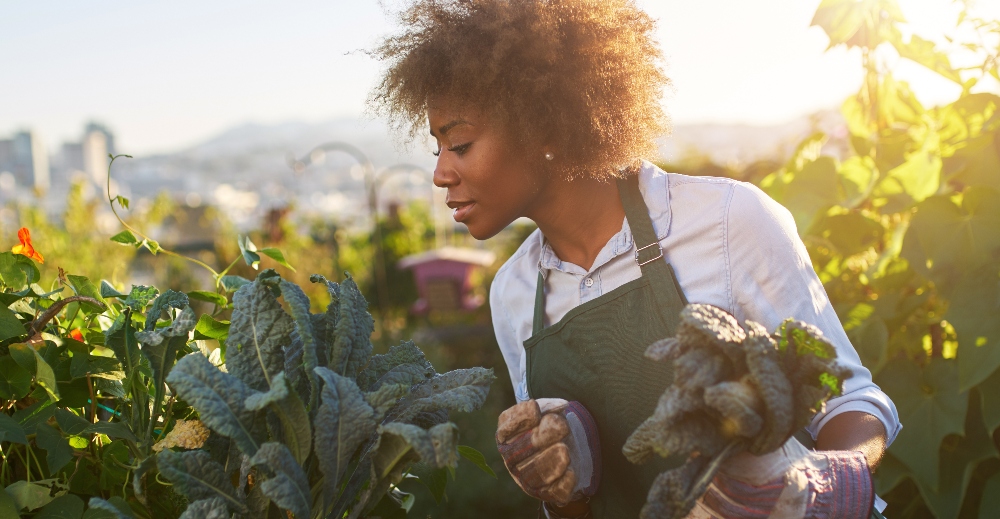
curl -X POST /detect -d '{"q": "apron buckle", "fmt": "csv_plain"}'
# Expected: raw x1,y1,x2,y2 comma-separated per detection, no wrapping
634,241,663,267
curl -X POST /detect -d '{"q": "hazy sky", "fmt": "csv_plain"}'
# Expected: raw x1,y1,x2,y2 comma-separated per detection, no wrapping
2,0,996,155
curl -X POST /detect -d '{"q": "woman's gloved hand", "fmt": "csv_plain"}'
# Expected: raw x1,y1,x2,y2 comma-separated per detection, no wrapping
686,437,874,519
496,398,601,507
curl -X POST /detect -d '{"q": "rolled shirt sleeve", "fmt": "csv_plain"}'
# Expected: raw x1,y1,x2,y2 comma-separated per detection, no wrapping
725,182,902,445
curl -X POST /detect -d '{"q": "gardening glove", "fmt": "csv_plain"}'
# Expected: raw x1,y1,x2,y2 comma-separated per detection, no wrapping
685,436,874,519
496,398,601,507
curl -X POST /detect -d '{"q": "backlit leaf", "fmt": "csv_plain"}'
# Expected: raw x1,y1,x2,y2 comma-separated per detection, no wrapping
389,368,494,424
193,314,230,342
187,290,228,308
946,266,1000,391
458,445,497,479
109,231,138,246
36,423,74,473
259,248,295,272
878,358,965,492
245,372,312,465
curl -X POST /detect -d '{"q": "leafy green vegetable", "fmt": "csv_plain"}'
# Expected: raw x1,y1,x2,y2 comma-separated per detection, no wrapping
314,367,377,509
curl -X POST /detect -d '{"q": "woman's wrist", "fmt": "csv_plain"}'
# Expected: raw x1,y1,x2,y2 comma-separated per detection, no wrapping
543,498,592,519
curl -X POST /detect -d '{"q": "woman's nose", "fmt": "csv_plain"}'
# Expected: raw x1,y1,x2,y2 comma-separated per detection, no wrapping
433,158,459,188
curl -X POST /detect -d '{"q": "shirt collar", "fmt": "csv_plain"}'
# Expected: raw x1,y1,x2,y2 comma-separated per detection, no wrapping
536,161,672,275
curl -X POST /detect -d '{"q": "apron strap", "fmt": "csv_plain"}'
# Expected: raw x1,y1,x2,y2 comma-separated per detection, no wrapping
533,270,545,336
530,171,688,334
616,173,689,313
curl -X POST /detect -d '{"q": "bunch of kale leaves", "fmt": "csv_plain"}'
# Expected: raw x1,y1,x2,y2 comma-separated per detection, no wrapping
623,304,849,519
154,272,495,518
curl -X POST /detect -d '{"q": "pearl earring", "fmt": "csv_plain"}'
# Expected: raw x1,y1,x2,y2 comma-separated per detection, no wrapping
544,152,554,161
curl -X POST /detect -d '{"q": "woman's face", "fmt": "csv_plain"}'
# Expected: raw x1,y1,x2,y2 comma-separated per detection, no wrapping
428,101,546,240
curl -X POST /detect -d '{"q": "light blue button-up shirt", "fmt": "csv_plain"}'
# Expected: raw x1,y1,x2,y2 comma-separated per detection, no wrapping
489,161,901,445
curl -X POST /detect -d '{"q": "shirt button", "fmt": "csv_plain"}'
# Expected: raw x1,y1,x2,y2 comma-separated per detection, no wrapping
584,278,594,287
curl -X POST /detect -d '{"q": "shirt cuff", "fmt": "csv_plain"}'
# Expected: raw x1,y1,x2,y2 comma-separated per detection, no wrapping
807,399,901,446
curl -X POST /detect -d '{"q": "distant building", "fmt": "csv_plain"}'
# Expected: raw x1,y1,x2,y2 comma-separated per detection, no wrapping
0,130,50,192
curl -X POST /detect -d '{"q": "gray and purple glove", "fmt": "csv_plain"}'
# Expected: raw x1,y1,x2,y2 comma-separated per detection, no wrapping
496,398,601,507
686,437,874,519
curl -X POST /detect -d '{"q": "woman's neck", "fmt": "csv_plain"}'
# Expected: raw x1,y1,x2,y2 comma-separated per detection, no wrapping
527,176,625,272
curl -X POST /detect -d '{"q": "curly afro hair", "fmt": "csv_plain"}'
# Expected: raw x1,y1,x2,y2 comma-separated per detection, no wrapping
369,0,670,180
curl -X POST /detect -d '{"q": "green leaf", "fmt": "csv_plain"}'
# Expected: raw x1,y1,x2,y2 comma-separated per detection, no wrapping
946,266,1000,391
376,422,459,475
901,188,1000,284
410,462,449,503
0,488,18,517
364,383,410,422
0,251,38,288
67,275,108,310
258,248,295,272
0,355,32,400
144,290,188,332
977,367,1000,434
114,195,129,210
36,423,75,473
109,231,138,246
4,480,57,511
187,290,228,308
389,367,495,424
10,343,61,402
915,389,996,519
814,212,885,257
98,281,128,299
981,472,1000,519
167,353,263,457
356,341,435,392
143,239,161,255
244,372,312,465
35,494,84,519
225,281,293,391
0,413,28,444
810,0,867,48
238,236,261,270
55,408,90,436
313,367,377,509
249,442,311,519
193,314,230,342
83,497,135,519
889,32,962,84
137,306,197,436
157,450,247,514
878,358,965,492
842,305,889,374
103,311,142,403
219,275,251,293
0,306,25,341
13,398,55,434
278,280,319,409
177,497,229,519
99,441,129,491
330,275,374,378
458,445,497,478
83,421,137,443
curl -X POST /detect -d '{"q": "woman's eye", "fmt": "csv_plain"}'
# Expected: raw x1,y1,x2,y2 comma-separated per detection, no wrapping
448,142,472,156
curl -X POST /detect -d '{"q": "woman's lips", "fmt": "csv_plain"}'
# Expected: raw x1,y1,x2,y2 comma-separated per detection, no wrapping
452,202,475,222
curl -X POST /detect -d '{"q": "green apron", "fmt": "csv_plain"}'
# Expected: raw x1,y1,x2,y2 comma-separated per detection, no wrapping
524,173,687,518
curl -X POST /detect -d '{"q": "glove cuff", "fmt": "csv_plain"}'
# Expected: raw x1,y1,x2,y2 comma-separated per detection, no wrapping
562,401,601,497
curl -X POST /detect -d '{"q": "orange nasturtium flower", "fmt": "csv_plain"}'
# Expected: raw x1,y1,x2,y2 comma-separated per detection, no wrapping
69,328,85,342
11,227,44,264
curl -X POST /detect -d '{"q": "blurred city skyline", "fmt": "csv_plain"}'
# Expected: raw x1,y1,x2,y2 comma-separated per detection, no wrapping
5,0,998,157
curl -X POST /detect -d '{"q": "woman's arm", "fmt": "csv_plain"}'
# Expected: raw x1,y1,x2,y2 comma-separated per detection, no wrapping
815,410,887,470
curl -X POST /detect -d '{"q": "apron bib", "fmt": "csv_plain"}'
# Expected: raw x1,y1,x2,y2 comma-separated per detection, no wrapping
524,174,688,518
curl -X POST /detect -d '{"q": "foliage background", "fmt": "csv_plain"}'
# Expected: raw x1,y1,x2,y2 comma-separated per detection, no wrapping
2,0,1000,517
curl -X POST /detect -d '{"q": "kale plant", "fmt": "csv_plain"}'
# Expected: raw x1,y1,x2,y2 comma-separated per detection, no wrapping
155,271,495,518
623,304,849,519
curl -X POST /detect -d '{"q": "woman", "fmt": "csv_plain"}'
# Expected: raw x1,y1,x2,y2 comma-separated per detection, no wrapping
371,1,900,517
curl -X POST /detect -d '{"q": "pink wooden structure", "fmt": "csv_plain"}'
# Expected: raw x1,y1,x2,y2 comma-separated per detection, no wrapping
397,247,496,314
